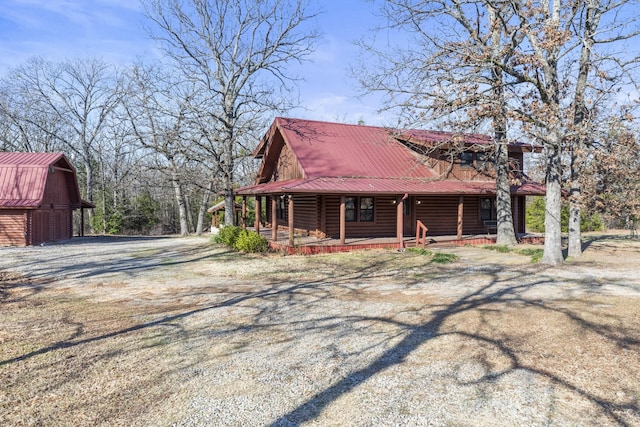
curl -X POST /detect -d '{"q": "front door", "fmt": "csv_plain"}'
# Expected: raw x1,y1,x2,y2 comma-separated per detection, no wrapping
403,196,414,236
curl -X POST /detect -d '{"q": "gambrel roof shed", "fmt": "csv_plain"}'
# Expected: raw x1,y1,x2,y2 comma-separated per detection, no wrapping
0,152,82,209
0,152,89,246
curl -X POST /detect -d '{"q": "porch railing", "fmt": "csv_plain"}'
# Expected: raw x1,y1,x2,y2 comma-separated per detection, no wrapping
415,220,429,248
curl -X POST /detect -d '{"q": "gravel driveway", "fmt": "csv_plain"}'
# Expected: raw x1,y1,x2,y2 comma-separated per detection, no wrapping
2,234,640,426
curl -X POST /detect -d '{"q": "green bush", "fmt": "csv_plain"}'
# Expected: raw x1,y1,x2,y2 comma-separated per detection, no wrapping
526,196,603,232
234,230,268,253
214,225,243,247
526,196,547,232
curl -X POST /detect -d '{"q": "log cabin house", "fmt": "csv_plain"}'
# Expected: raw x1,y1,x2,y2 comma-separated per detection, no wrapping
0,152,92,246
236,117,545,252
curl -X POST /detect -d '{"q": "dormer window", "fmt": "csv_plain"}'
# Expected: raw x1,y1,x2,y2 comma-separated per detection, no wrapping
460,152,474,168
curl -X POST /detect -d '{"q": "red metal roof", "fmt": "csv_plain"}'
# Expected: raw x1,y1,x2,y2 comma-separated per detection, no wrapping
0,152,74,208
275,117,437,179
237,118,546,197
399,129,542,151
399,129,492,146
237,177,546,196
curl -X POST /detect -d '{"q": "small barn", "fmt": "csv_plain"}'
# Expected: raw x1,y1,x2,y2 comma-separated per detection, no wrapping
0,152,90,246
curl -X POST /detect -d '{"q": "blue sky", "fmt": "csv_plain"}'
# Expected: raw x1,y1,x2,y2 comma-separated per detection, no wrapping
0,0,391,125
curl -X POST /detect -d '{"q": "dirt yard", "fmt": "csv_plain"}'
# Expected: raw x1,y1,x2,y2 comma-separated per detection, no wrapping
1,233,639,426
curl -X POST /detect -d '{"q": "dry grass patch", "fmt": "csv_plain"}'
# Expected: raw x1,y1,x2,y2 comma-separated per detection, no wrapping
0,274,198,426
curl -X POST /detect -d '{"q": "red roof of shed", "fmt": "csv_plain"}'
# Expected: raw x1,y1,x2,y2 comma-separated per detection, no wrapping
0,152,79,208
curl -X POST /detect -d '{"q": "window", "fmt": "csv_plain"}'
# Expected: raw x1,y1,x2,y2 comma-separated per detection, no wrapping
460,152,474,168
509,158,522,175
480,197,496,221
344,196,374,222
360,197,374,222
345,197,357,222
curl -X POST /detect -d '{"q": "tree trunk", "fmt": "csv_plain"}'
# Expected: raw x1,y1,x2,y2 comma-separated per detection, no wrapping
169,159,189,236
492,67,517,245
567,151,582,257
224,187,235,226
184,192,194,233
195,180,213,235
100,155,107,234
567,0,598,258
84,158,95,233
222,112,235,226
495,139,517,246
542,143,564,265
488,5,517,246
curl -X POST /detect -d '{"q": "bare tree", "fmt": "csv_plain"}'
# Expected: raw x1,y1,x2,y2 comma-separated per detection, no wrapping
366,0,639,264
123,63,195,236
142,0,320,225
0,70,66,152
0,57,123,229
565,0,640,257
583,125,640,235
498,0,640,263
359,0,524,245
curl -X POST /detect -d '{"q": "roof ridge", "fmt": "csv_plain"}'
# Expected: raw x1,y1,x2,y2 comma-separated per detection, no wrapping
275,116,394,131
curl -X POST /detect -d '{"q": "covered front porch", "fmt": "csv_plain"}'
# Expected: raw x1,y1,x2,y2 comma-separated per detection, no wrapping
246,227,543,255
234,192,536,254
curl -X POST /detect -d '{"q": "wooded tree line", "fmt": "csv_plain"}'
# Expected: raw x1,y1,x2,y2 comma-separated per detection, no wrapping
0,0,638,265
0,0,319,236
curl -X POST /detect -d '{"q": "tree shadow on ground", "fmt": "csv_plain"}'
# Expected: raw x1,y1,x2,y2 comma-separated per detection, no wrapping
580,232,640,252
263,266,640,426
0,237,230,281
1,249,639,425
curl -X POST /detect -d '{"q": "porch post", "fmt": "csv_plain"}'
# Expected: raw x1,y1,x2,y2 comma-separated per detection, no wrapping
254,196,261,233
513,195,520,234
80,208,85,237
320,195,326,238
397,194,407,249
288,195,294,246
241,196,247,230
271,196,278,241
457,195,464,240
339,195,346,244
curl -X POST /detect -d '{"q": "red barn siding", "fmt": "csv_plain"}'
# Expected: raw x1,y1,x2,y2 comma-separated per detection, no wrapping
0,211,27,246
0,152,81,246
417,196,457,235
31,210,48,245
42,169,73,206
275,142,303,181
